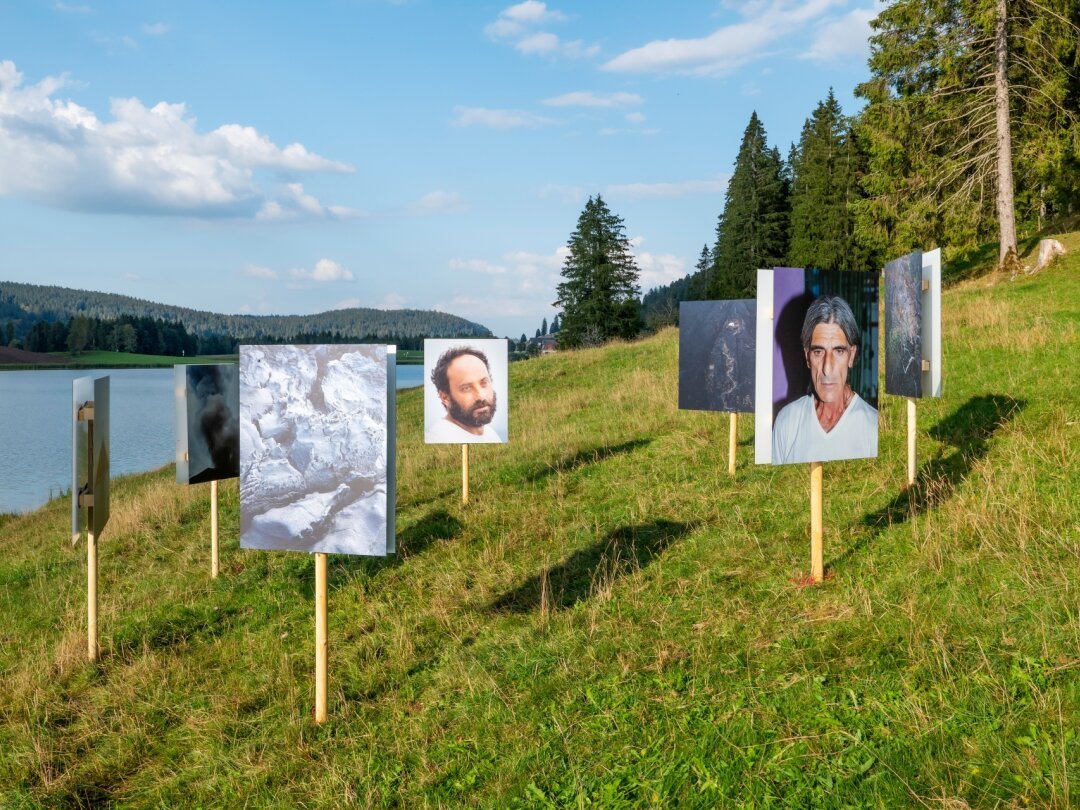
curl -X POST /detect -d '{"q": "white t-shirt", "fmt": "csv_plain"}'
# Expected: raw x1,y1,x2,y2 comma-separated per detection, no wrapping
425,415,503,444
771,393,878,464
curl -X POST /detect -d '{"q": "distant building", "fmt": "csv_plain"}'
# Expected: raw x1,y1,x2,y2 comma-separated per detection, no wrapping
528,335,558,354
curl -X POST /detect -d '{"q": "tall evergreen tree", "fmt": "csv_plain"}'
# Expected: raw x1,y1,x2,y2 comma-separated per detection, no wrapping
554,195,642,348
788,91,876,271
855,0,1079,265
541,317,548,335
708,113,790,298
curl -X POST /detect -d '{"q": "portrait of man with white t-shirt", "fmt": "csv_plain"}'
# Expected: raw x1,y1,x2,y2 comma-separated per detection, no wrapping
771,294,878,464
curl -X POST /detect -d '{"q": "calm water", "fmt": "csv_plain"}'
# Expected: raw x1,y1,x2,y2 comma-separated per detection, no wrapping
0,363,425,515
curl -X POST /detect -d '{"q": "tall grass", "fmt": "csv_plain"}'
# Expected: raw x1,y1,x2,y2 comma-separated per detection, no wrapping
0,236,1077,807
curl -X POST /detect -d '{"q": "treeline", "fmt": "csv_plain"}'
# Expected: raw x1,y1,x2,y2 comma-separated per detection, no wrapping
19,315,225,356
641,0,1078,327
8,312,453,357
0,283,491,346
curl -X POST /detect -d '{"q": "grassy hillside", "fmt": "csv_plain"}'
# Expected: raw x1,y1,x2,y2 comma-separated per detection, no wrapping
0,238,1077,807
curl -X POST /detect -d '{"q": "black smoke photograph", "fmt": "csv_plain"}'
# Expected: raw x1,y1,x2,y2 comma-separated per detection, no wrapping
176,364,240,485
884,250,923,398
678,300,756,413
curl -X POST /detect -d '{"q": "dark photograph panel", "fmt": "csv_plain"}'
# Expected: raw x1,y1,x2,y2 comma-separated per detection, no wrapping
185,364,240,484
884,250,923,398
768,268,879,465
678,300,756,413
71,375,110,540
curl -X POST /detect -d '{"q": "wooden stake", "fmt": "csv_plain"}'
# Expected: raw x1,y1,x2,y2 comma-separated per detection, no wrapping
810,462,824,583
462,444,469,505
87,519,98,662
314,552,328,725
210,479,219,579
728,412,738,476
906,397,917,487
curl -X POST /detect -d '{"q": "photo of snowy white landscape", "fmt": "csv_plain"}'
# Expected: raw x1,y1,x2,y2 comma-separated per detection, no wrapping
239,344,393,556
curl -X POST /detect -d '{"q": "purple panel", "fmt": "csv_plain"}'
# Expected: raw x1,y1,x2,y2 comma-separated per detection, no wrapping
771,268,807,417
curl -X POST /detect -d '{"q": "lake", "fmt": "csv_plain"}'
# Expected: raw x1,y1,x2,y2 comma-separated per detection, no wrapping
0,363,425,515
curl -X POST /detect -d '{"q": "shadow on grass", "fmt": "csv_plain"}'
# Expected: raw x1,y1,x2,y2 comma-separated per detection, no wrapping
488,519,693,614
517,439,652,484
836,394,1024,566
111,604,243,661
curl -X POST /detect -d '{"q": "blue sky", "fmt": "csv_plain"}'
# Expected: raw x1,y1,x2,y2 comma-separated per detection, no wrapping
0,0,881,339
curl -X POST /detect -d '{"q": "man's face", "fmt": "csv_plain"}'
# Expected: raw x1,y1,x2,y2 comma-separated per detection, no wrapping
805,321,857,405
439,354,496,427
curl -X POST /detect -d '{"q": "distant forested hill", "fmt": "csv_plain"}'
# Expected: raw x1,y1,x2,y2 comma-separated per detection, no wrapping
0,281,491,343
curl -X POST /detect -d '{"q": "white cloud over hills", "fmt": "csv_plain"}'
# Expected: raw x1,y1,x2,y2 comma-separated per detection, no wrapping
0,59,356,219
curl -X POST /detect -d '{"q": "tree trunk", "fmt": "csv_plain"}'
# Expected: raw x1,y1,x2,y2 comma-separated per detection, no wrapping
995,0,1018,266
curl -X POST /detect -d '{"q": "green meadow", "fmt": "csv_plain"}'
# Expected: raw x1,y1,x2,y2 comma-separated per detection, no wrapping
0,239,1077,807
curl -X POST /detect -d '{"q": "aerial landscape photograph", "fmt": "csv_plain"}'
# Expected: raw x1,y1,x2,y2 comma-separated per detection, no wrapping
0,0,1077,806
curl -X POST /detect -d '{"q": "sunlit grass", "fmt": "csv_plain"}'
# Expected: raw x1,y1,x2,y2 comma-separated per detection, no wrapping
0,239,1077,807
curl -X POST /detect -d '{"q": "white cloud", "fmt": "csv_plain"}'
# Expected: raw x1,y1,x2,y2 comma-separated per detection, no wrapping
485,2,597,60
605,175,730,200
241,264,278,280
603,0,845,76
504,1,566,23
376,293,408,310
625,111,647,124
451,105,556,129
256,183,363,221
55,2,93,13
517,31,559,54
449,258,507,275
333,297,362,309
289,258,354,282
0,59,354,218
433,295,538,319
633,250,687,290
141,22,170,35
411,190,469,215
537,183,586,204
543,91,642,108
801,3,880,62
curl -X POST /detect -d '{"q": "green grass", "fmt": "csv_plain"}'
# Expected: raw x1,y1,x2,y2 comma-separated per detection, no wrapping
0,235,1077,807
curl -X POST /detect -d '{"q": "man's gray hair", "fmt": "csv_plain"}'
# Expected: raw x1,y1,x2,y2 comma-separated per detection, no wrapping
800,294,860,350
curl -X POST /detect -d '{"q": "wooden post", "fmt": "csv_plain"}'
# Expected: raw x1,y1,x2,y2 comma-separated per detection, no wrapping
810,462,824,583
461,444,469,505
728,412,738,476
210,479,219,579
87,520,98,662
906,397,917,487
314,552,328,724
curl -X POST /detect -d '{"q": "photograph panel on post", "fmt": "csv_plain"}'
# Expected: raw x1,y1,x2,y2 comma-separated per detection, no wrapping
239,344,392,557
678,300,756,414
884,250,923,398
71,375,110,539
923,248,943,397
423,338,509,444
177,364,240,484
761,268,879,465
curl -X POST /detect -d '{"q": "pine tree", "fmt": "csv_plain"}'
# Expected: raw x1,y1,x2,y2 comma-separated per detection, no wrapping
690,244,711,300
788,91,876,271
854,0,1079,265
708,113,790,298
541,317,548,335
550,314,560,333
554,195,642,348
